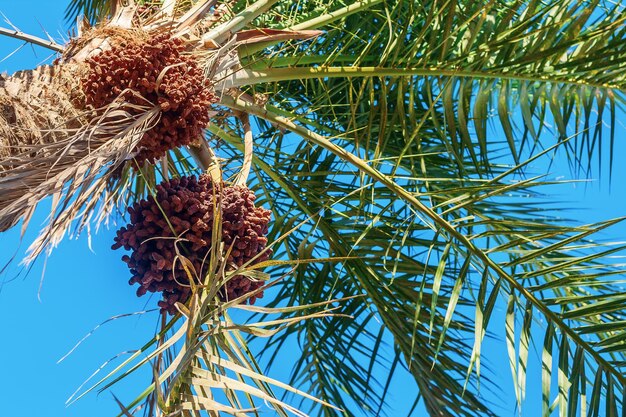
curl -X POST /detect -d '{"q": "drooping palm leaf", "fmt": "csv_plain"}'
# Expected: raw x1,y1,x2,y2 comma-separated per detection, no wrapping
233,0,625,175
211,97,626,415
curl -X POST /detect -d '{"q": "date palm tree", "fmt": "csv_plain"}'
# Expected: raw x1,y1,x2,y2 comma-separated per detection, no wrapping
1,0,626,416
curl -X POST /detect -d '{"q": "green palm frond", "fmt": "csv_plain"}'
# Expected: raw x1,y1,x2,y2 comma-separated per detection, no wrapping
65,0,110,23
233,0,625,176
205,92,625,414
216,123,495,416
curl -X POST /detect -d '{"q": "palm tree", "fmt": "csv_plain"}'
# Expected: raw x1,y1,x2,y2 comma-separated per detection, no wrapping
1,0,626,415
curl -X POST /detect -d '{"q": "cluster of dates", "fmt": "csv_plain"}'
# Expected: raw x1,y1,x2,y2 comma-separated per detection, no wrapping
112,175,272,314
82,33,215,163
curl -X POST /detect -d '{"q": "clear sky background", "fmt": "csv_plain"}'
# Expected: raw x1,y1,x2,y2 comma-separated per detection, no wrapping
0,2,625,417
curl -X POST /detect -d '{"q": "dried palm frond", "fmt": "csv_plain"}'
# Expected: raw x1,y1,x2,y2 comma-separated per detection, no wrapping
23,105,161,263
64,226,346,415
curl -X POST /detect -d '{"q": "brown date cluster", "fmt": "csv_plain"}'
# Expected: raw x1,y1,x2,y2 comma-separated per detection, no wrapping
111,175,272,314
82,33,215,164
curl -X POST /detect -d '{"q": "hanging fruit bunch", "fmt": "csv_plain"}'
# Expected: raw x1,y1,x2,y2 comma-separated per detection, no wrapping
76,8,286,313
81,32,216,164
111,175,272,314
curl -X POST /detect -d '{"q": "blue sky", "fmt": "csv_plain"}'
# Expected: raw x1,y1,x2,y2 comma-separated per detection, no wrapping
0,3,157,416
0,2,625,417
